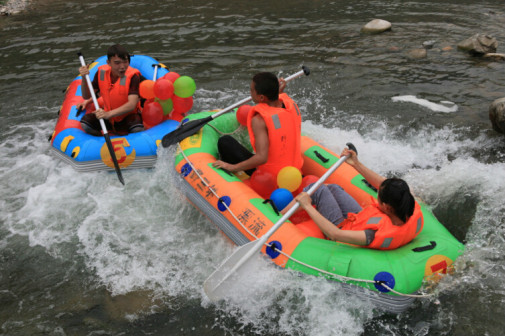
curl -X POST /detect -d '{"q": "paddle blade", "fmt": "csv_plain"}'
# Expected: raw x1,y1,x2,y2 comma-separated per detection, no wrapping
161,116,212,147
204,240,263,301
103,133,125,185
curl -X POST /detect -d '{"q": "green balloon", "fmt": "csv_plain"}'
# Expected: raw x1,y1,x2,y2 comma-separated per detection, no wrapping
155,98,173,115
173,76,196,98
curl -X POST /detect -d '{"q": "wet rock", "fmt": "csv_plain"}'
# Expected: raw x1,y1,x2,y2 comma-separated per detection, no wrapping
457,34,497,55
489,97,505,134
0,0,30,15
422,40,436,49
483,53,505,61
407,48,427,59
361,19,392,34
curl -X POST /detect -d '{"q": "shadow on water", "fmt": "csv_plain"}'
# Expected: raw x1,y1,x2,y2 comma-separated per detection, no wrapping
432,193,478,244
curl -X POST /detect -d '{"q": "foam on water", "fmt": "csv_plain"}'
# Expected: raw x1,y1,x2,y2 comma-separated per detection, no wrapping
2,104,505,335
392,95,458,113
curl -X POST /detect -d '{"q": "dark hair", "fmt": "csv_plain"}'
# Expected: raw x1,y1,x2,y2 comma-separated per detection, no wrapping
252,72,279,101
378,178,415,223
107,44,130,62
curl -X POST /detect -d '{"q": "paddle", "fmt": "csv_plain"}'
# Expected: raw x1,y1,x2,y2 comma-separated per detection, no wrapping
78,52,125,185
161,66,310,148
204,143,357,301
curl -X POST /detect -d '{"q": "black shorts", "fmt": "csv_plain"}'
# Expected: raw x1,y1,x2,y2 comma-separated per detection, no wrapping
81,112,143,135
217,135,255,176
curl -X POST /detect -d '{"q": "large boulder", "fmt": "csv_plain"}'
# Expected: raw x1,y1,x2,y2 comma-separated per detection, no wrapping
458,34,497,55
489,97,505,134
362,19,392,34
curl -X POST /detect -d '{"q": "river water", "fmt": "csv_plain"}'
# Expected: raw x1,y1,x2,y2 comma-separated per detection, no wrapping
1,0,505,335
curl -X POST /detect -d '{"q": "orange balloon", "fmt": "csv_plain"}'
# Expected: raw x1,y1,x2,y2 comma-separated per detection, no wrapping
139,80,155,100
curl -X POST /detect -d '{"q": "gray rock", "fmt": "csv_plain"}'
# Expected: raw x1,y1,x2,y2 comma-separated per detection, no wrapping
0,0,30,16
423,40,436,49
458,34,498,55
362,19,392,34
489,97,505,134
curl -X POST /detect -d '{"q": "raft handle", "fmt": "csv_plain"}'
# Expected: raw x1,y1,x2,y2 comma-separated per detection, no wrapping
362,179,378,192
263,199,280,216
412,241,437,252
314,150,329,163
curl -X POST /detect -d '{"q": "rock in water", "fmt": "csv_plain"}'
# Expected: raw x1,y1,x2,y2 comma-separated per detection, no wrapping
489,97,505,134
458,34,497,55
362,19,392,34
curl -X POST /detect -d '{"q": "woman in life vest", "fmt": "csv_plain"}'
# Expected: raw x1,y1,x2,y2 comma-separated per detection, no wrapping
78,44,144,136
287,148,423,250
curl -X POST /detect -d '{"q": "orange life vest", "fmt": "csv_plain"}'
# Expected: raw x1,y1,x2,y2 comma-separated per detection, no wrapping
246,93,303,177
339,201,424,250
96,64,140,123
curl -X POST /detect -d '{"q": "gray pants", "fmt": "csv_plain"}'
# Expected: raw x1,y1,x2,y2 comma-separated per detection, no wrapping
305,184,362,226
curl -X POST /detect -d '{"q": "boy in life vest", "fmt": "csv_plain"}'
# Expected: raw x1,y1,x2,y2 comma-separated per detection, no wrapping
212,72,303,197
285,148,423,250
78,44,144,136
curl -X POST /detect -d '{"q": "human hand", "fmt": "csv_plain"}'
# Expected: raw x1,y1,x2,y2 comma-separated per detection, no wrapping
93,108,109,120
79,65,90,77
212,160,236,172
76,98,92,112
278,78,286,94
341,148,358,166
295,192,312,209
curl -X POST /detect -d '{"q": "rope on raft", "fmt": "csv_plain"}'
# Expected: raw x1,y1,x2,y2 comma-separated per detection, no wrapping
176,143,433,299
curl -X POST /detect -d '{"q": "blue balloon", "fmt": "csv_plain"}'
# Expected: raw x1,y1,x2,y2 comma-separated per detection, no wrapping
270,188,294,211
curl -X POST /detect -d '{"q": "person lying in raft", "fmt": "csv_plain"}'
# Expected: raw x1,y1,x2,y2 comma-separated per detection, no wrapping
78,44,144,136
212,72,303,197
283,148,424,250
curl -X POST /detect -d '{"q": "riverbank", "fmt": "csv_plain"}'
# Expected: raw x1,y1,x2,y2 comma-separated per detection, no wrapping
0,0,30,15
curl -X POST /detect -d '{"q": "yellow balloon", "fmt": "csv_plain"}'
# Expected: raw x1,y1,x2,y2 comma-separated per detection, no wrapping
277,166,302,192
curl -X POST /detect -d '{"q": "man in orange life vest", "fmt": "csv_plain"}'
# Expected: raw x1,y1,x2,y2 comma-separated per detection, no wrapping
212,72,303,197
284,147,423,250
79,44,144,136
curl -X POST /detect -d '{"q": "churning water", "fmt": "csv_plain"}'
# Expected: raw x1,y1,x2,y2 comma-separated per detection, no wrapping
1,0,505,335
